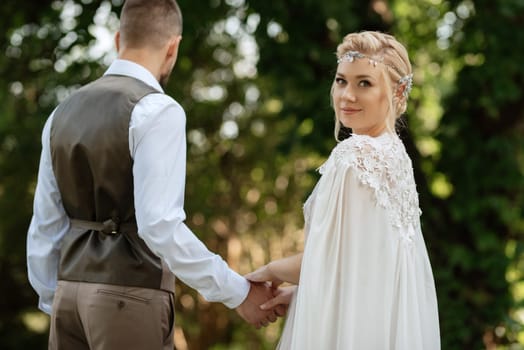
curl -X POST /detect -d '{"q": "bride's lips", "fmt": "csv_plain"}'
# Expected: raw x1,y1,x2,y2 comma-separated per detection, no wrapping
340,107,361,115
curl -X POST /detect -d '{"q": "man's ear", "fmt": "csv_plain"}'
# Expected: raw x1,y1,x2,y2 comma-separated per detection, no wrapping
166,35,182,58
114,31,121,52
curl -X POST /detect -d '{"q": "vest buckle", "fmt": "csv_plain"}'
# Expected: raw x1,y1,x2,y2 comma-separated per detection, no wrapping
102,218,119,235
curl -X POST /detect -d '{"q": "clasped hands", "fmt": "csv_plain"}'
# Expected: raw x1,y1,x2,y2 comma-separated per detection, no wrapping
235,264,296,328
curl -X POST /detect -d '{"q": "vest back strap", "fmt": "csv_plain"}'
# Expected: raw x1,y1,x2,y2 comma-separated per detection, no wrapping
70,218,137,235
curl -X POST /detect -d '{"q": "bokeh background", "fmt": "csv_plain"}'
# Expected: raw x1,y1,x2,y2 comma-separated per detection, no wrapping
1,0,523,349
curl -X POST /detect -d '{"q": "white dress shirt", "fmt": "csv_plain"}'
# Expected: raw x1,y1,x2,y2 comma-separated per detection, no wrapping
27,59,250,314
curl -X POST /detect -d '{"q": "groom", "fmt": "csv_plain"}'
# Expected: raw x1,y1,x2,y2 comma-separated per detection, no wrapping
26,1,277,349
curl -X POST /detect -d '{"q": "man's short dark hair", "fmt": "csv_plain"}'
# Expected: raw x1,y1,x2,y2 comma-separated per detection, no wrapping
119,0,182,49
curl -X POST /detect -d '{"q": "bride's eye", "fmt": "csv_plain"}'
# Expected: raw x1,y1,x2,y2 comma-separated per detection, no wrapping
335,77,346,85
358,80,371,87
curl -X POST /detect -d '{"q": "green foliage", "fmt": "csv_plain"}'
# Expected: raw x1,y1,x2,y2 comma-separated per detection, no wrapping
431,0,524,347
1,0,523,349
0,1,106,348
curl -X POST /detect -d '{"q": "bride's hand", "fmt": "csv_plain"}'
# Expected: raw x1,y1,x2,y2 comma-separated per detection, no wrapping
245,263,283,289
260,285,296,314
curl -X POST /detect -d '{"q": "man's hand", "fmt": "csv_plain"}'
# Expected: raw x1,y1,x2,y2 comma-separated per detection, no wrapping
235,282,279,328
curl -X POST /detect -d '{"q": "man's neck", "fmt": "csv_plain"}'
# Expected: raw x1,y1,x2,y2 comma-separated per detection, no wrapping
118,49,162,82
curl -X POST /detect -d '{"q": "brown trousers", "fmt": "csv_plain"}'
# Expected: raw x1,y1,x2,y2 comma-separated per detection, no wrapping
49,281,175,350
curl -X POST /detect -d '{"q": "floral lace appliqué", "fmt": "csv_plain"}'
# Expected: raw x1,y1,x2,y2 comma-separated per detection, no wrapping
318,133,421,243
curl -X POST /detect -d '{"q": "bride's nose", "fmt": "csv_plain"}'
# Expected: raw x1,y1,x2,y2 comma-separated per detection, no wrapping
341,85,357,102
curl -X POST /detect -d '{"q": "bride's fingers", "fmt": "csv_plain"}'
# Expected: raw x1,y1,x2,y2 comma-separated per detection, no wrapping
271,280,283,289
245,266,270,282
244,272,263,282
260,294,284,310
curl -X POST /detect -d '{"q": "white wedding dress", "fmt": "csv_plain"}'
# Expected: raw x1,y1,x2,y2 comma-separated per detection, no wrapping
277,132,440,350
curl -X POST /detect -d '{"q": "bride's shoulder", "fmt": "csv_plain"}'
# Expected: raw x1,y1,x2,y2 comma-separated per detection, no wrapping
335,132,404,164
339,132,393,149
318,132,410,176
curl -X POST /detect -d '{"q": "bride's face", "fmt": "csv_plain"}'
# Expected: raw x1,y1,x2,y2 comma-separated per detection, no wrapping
332,58,391,137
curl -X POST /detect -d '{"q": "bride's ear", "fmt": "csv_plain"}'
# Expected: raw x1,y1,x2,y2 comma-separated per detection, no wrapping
395,83,408,100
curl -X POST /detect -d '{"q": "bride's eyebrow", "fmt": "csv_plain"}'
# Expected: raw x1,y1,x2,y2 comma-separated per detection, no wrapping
336,72,375,80
355,74,374,80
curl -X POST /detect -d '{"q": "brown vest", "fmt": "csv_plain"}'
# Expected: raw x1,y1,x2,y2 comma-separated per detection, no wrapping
50,74,175,292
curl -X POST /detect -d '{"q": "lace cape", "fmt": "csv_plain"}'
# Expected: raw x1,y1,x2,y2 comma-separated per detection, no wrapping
308,133,421,242
280,133,440,350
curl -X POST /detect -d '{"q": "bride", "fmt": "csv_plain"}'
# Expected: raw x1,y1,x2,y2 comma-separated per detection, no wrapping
246,31,440,349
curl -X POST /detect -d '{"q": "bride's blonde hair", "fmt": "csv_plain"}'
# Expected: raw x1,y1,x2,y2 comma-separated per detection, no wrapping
332,31,412,140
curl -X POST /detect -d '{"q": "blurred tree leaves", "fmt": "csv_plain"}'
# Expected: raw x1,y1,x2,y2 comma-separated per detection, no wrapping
0,0,523,349
430,0,524,347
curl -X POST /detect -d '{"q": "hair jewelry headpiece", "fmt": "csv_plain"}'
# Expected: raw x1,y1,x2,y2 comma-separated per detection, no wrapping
337,50,413,98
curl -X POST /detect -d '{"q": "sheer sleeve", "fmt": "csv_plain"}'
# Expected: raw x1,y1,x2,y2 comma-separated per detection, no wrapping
302,183,320,240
